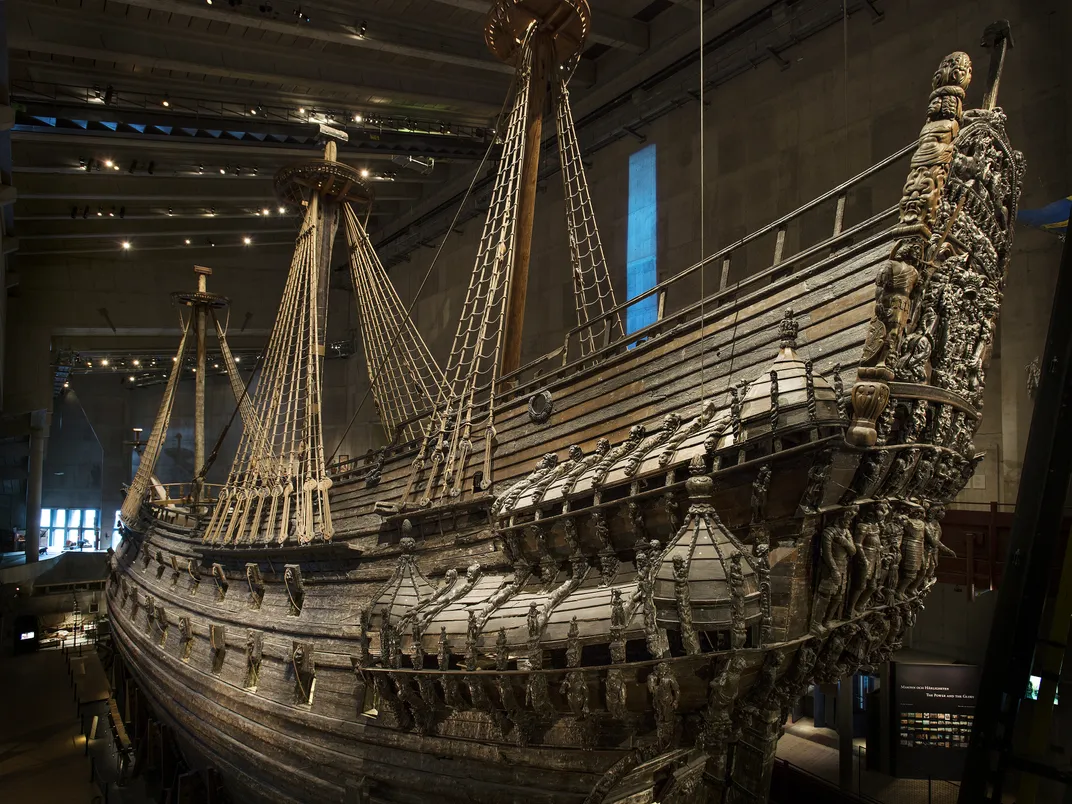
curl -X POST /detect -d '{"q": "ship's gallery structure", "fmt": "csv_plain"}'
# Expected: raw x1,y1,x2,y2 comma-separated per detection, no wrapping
44,1,1025,802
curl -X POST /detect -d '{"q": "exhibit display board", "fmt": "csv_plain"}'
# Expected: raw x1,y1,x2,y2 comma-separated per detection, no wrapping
892,662,979,779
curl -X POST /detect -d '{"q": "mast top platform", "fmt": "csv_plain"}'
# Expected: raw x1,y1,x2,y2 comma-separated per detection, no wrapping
173,265,228,309
485,0,590,75
273,159,373,208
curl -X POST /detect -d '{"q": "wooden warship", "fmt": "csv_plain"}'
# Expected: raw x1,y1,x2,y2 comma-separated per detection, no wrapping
109,4,1023,802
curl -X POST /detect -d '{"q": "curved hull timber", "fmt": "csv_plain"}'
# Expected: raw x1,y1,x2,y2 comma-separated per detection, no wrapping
110,52,1023,804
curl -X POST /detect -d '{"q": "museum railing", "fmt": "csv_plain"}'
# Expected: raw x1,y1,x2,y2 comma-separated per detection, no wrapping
496,141,918,403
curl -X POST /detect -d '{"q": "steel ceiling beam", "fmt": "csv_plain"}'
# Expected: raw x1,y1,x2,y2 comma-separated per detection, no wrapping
8,1,507,115
96,0,512,75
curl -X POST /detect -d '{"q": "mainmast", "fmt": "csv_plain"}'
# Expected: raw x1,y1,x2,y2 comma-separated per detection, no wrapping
487,0,590,376
401,0,621,508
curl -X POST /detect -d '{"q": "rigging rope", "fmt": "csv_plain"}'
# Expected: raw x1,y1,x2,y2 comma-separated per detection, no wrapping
554,81,623,354
205,195,333,546
342,203,444,443
120,314,193,526
404,41,535,507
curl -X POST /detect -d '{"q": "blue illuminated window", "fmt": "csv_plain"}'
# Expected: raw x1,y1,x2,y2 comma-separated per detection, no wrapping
626,143,658,336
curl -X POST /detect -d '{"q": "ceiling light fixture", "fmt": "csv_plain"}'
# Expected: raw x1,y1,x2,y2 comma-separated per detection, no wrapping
243,236,252,245
360,168,370,178
353,113,363,123
128,376,135,382
261,208,270,216
184,239,191,245
278,206,286,214
103,159,114,168
132,359,140,366
121,241,131,250
101,359,109,366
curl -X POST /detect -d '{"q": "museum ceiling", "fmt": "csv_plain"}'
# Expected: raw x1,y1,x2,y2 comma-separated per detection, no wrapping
5,0,882,264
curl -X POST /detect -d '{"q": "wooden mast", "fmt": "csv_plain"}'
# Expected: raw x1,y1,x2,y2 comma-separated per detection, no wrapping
193,265,211,482
488,0,591,378
501,32,550,377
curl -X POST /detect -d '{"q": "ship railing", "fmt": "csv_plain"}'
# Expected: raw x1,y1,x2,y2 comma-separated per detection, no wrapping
496,141,917,403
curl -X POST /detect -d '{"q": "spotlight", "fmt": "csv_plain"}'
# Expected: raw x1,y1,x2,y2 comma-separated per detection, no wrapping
121,241,131,250
209,240,216,247
235,356,241,363
97,208,103,217
128,376,135,382
298,107,305,114
172,357,177,362
63,382,70,389
278,206,286,214
213,363,219,369
262,208,270,216
113,164,120,171
353,113,363,123
243,236,252,245
101,359,109,366
198,164,204,174
234,166,241,177
249,107,257,115
250,166,258,176
86,361,92,367
360,168,370,178
109,207,115,217
103,159,114,168
133,359,140,366
358,20,367,37
219,167,226,174
184,239,191,245
168,207,174,216
161,96,169,107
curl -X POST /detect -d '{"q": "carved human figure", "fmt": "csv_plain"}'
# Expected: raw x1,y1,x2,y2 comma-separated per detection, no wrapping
847,501,888,615
647,662,680,747
896,503,927,598
917,503,955,594
810,506,858,634
751,465,772,523
881,505,904,601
